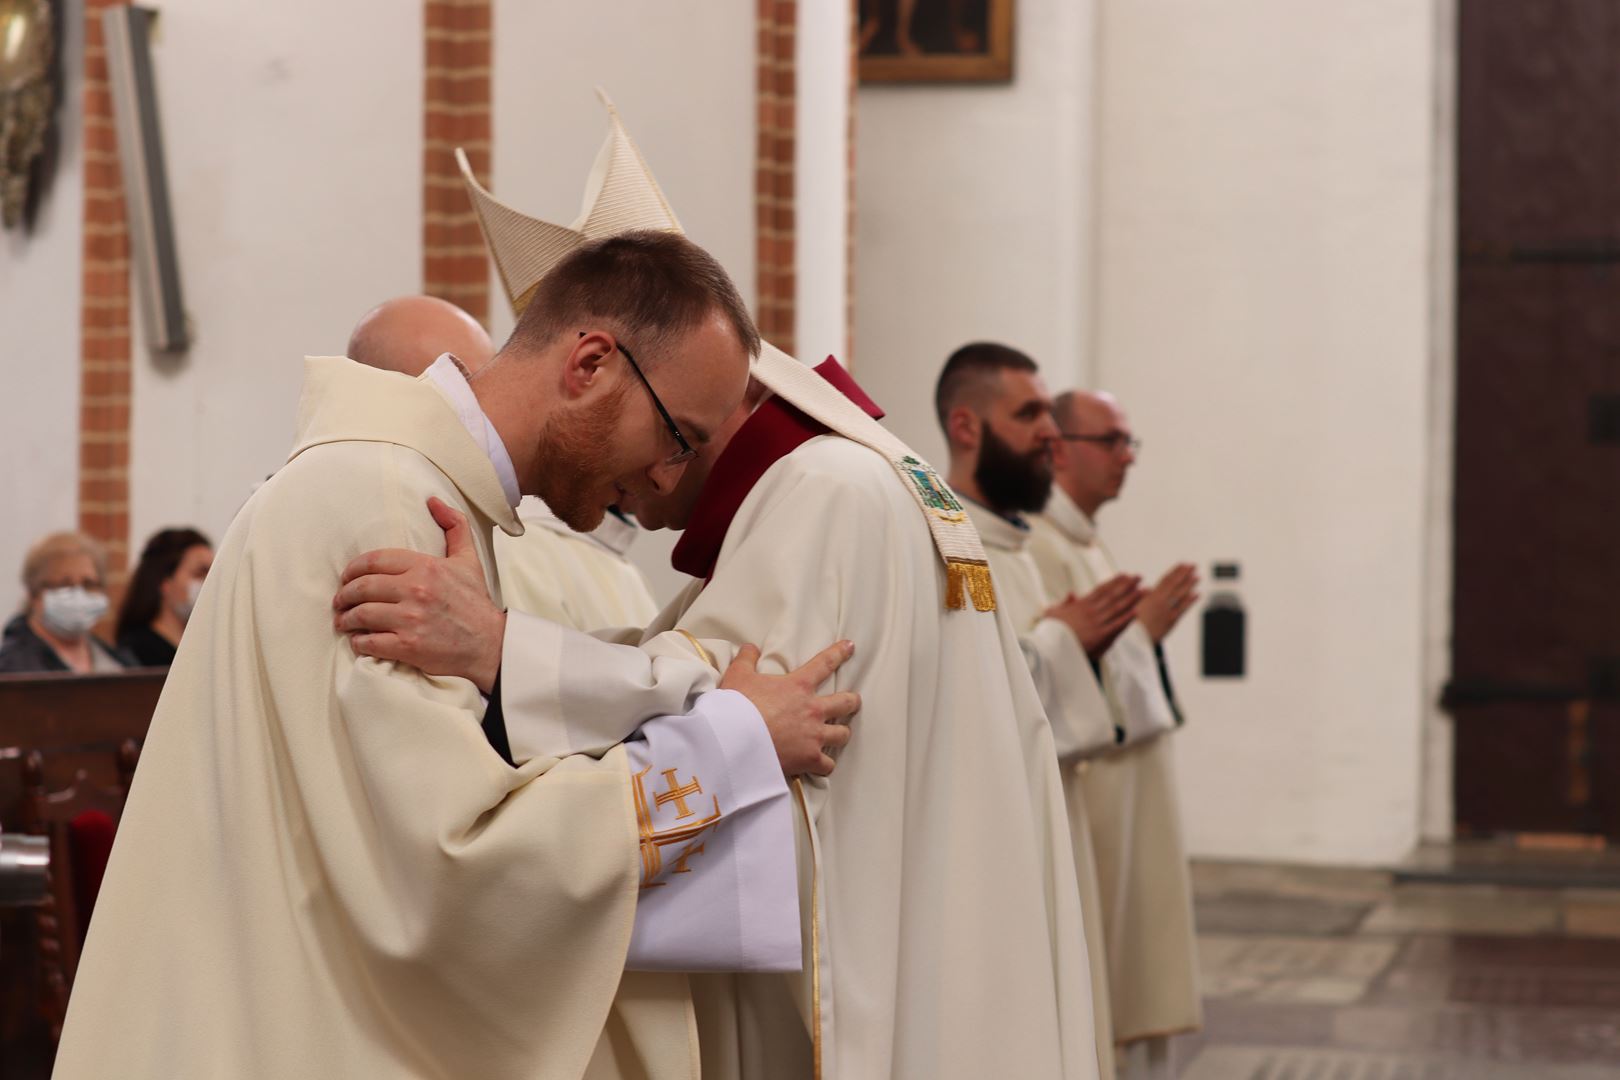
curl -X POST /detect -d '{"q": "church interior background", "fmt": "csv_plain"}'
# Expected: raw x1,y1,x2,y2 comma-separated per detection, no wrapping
5,0,1620,1075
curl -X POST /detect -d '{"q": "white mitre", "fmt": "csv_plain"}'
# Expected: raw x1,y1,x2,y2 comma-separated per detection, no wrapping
457,91,995,611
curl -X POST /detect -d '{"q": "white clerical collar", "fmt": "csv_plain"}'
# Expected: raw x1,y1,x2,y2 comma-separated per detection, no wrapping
958,494,1030,554
1042,485,1098,545
515,496,641,559
424,353,522,510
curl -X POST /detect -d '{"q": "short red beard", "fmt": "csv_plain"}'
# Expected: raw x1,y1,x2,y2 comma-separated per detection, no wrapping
531,381,631,532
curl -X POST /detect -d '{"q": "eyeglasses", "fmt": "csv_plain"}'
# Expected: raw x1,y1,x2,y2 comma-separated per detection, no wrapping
581,332,697,466
1058,432,1141,455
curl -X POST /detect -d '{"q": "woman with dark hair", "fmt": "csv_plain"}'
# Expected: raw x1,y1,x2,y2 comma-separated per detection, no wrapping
116,527,212,668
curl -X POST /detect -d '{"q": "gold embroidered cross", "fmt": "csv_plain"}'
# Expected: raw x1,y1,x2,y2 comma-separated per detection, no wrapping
655,768,704,820
671,841,705,875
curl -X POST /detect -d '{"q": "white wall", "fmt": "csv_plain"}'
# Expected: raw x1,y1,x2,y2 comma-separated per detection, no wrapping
854,0,1099,462
130,0,424,560
0,1,760,612
795,0,852,366
1090,1,1441,864
0,0,84,612
489,0,756,605
854,1,1446,864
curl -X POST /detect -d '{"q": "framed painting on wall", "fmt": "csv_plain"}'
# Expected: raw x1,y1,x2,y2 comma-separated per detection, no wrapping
857,0,1013,84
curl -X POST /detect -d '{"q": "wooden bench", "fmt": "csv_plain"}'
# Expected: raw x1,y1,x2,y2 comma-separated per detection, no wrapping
0,669,165,1078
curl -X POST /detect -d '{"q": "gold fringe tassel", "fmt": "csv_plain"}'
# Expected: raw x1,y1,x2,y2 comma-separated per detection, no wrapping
945,559,996,612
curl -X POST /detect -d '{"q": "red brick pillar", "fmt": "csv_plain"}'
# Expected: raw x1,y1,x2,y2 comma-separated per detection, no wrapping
424,0,492,324
756,0,797,356
79,0,132,581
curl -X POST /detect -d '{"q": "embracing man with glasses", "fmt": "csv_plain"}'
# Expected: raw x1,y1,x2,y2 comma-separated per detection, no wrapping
55,229,864,1080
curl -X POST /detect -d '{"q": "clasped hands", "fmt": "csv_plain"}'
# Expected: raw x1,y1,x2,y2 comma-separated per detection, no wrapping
332,497,857,778
1042,562,1200,658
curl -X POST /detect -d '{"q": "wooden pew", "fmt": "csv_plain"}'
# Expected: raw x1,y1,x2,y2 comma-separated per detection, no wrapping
0,669,166,1079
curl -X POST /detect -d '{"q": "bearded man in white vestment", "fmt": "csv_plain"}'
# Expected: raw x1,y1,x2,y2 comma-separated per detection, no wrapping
333,99,1102,1079
54,233,860,1080
937,343,1153,1079
1028,390,1203,1079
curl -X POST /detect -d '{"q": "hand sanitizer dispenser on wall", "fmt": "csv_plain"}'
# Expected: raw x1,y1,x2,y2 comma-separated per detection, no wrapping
1202,562,1245,678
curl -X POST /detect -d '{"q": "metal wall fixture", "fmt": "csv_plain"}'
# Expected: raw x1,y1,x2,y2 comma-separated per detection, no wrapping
103,5,189,353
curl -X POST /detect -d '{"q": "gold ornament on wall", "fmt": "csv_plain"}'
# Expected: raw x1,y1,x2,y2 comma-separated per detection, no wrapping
0,0,55,229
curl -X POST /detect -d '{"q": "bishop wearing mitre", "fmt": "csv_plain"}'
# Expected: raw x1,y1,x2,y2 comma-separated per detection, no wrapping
335,94,1101,1080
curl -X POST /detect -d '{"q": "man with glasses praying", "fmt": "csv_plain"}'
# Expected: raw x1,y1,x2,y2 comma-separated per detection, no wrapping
55,231,861,1080
1029,389,1203,1080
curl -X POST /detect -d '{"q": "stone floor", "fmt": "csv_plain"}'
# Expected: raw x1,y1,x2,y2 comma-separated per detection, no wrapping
1174,860,1620,1079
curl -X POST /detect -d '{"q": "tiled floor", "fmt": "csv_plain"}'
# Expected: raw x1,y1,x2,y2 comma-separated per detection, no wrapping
1175,860,1620,1079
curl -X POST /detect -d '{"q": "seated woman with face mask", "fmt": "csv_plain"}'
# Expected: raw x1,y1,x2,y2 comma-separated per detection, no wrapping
0,532,131,674
115,528,213,668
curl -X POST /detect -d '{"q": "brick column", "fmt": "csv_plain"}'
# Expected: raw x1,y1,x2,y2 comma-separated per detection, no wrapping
423,0,492,324
79,0,132,580
756,0,796,356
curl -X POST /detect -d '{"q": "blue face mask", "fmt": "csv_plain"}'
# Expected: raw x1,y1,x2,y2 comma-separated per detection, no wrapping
40,586,108,640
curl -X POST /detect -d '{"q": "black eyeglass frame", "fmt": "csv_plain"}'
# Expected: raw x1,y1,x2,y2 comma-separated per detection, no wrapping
1057,432,1142,454
580,331,697,466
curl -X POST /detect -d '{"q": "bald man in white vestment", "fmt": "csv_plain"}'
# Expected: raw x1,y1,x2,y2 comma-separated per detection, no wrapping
333,96,1102,1080
1029,390,1203,1079
497,501,660,632
347,293,497,376
938,342,1153,1080
54,233,859,1080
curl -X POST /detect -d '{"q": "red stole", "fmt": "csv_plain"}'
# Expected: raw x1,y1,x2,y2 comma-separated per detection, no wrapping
671,357,884,581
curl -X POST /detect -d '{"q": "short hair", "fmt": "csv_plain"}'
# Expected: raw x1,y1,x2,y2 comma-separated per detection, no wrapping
21,532,108,597
934,341,1039,433
1051,390,1080,430
116,527,211,639
507,230,760,364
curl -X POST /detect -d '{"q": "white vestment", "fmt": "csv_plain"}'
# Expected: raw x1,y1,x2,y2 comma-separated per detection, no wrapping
54,359,788,1080
964,498,1117,1080
504,433,1101,1080
1029,488,1203,1050
497,497,661,633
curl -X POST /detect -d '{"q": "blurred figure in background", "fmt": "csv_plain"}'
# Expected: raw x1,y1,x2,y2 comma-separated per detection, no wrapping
0,531,129,674
1031,389,1202,1080
116,528,214,667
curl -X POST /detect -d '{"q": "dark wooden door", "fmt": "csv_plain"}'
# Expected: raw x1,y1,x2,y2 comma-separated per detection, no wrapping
1452,1,1620,839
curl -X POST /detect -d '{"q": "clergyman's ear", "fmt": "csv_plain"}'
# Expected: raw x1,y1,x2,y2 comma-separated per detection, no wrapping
560,330,615,399
946,405,982,454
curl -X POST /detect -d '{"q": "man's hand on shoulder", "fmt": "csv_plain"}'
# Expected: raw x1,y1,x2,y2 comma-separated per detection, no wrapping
720,641,859,779
333,497,506,694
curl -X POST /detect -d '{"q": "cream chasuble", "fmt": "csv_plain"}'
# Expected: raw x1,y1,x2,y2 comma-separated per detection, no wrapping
498,432,1101,1078
497,497,660,633
643,434,1099,1080
963,499,1117,1080
53,359,738,1080
1029,489,1203,1047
